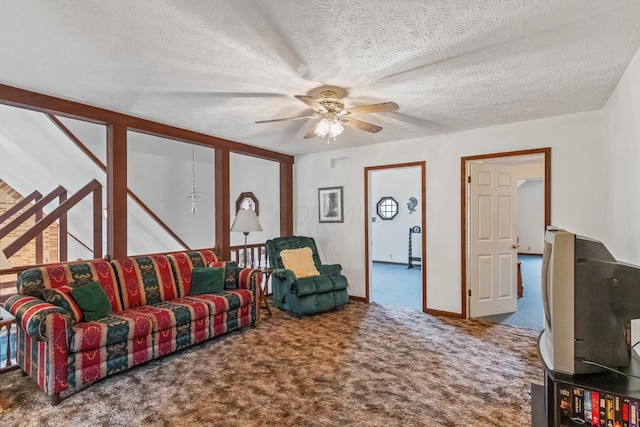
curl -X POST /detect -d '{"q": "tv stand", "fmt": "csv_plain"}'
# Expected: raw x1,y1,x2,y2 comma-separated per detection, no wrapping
534,335,640,426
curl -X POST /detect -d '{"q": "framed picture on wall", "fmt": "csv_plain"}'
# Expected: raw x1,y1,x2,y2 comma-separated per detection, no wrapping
318,186,344,223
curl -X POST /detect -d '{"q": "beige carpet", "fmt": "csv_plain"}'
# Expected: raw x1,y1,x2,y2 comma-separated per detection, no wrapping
0,301,543,426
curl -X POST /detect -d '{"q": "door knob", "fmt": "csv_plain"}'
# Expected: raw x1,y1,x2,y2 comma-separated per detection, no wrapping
512,244,520,249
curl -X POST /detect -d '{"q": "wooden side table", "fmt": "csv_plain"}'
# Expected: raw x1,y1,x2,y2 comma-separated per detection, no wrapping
256,268,273,318
0,306,18,374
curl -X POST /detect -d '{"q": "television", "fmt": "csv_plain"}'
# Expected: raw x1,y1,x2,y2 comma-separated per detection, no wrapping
540,227,640,375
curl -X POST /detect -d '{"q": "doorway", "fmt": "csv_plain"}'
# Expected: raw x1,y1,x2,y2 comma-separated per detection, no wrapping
461,148,550,324
365,162,426,311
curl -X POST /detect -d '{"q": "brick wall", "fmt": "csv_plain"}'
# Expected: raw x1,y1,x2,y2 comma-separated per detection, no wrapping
0,180,59,267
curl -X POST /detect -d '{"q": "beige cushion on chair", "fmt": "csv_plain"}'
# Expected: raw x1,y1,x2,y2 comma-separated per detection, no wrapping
280,247,320,278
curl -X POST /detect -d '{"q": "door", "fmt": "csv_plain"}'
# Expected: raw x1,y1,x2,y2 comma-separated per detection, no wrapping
364,162,426,312
468,162,519,317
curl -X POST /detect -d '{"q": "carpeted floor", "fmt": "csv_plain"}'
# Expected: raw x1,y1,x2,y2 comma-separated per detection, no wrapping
0,302,543,426
371,262,422,311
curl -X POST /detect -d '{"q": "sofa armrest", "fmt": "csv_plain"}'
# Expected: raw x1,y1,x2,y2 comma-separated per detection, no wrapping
5,294,71,397
236,268,261,297
319,264,342,276
5,294,70,341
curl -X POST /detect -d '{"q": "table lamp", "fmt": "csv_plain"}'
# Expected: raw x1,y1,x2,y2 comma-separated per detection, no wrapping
230,209,263,267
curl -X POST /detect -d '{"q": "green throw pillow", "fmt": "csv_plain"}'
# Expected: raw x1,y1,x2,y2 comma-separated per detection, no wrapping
70,281,112,322
191,267,225,295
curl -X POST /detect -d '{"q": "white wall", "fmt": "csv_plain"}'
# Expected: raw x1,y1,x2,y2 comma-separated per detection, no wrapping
294,110,607,314
518,179,544,254
603,47,640,264
229,153,280,250
127,132,215,252
371,166,422,262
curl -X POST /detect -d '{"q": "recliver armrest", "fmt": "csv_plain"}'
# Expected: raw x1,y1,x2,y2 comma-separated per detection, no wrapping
272,269,297,283
319,264,342,276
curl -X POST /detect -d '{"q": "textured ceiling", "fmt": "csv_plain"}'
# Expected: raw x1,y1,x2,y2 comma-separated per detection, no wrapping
1,0,639,156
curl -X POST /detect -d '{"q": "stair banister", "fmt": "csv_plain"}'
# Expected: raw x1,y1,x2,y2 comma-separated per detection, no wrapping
0,190,42,224
3,179,102,258
0,186,66,240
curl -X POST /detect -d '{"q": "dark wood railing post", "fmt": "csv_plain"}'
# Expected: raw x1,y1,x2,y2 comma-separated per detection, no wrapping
35,206,43,264
215,149,231,260
58,191,67,262
107,123,127,259
93,186,102,259
280,162,293,237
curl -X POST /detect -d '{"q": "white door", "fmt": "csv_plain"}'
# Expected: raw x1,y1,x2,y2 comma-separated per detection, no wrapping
468,162,519,317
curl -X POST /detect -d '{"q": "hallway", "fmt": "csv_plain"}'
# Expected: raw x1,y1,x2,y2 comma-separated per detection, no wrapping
371,255,543,330
371,262,422,311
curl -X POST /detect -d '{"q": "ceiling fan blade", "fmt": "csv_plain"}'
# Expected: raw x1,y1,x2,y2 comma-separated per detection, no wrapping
342,102,399,116
294,95,327,112
304,121,320,139
341,117,383,133
255,114,316,124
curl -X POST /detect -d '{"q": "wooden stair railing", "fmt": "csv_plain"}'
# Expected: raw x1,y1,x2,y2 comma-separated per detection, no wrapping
0,190,42,224
0,186,65,240
230,243,268,269
2,179,102,260
0,187,66,264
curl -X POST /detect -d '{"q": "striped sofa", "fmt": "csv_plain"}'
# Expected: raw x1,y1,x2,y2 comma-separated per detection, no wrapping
4,249,260,405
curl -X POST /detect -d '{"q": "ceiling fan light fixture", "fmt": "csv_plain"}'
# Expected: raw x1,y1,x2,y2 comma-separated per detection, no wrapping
314,118,331,137
314,115,344,140
328,119,344,138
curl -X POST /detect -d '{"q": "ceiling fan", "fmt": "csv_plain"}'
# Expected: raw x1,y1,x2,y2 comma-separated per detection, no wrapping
255,85,399,140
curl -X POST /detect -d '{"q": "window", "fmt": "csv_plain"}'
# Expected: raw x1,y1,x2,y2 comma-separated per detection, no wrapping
376,197,398,220
235,192,259,216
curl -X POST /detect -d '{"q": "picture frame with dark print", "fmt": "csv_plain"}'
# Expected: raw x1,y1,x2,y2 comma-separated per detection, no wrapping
318,186,343,223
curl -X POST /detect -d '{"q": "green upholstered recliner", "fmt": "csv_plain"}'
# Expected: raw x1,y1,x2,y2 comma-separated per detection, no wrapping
266,236,349,315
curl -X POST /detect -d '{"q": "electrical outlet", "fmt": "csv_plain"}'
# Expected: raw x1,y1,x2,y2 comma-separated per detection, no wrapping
389,254,393,259
528,246,531,251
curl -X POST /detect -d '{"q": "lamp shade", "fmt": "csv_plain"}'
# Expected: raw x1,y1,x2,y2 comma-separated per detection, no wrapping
230,209,263,233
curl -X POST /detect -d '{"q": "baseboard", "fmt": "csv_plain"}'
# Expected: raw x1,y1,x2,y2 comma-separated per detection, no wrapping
425,308,464,318
371,261,409,266
348,297,463,318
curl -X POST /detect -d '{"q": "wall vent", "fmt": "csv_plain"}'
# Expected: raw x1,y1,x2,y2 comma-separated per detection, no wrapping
330,156,350,168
